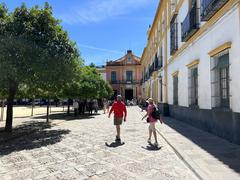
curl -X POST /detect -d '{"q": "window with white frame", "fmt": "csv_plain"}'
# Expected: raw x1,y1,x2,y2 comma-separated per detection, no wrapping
188,66,198,106
211,50,230,108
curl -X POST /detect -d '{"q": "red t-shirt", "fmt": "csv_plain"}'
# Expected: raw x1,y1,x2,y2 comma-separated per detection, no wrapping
109,101,127,118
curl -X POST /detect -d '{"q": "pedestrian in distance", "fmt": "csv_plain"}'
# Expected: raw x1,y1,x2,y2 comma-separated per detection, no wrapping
142,98,159,147
73,100,79,117
103,99,107,114
108,95,127,143
106,100,110,113
93,99,98,114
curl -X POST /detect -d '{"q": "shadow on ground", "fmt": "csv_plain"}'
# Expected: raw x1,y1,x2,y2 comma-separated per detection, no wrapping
105,142,125,148
163,117,240,174
33,112,98,121
0,121,70,156
141,145,162,151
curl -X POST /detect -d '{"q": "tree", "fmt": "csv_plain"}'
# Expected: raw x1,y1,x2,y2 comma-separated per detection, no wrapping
0,3,82,131
61,66,113,114
89,62,96,68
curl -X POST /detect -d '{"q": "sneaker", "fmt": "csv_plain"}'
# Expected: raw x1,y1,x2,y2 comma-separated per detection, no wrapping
147,139,151,144
154,142,159,147
115,136,121,142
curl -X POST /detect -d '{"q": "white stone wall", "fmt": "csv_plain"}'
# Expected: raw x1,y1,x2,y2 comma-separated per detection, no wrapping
167,3,240,112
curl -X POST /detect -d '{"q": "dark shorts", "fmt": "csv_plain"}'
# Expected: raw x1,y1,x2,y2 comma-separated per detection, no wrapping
114,117,123,125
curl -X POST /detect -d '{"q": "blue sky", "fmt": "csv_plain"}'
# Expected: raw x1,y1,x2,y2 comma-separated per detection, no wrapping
2,0,159,66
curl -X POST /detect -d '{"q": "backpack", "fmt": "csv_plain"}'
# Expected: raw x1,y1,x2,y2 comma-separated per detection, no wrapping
151,106,160,119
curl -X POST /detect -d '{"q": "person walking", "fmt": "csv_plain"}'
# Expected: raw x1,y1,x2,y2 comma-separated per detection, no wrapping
108,95,127,142
142,98,159,147
93,99,98,114
73,100,79,117
103,99,107,114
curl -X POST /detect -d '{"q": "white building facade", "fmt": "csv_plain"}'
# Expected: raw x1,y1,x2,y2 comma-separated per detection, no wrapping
141,0,240,144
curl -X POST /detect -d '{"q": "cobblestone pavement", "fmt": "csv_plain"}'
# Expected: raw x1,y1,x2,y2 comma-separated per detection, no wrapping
0,106,197,180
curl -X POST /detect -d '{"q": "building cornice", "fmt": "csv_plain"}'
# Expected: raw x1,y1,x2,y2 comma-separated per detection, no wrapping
186,59,200,68
172,70,179,77
208,42,232,57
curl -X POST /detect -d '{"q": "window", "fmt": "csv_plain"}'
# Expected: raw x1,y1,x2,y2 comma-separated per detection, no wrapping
211,50,230,108
111,71,117,82
171,0,177,13
126,71,133,81
173,75,178,105
158,47,163,68
188,66,198,106
128,56,131,62
160,79,163,102
170,15,178,55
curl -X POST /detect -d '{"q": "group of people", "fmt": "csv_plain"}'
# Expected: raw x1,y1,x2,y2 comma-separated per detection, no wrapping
73,99,99,116
108,95,163,147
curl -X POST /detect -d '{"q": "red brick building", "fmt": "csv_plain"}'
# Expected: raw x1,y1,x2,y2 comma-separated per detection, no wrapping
106,50,142,101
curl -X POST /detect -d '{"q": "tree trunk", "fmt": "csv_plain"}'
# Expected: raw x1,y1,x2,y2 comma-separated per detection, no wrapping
5,82,17,132
0,100,4,121
63,104,65,112
67,99,70,115
31,99,34,116
46,97,50,123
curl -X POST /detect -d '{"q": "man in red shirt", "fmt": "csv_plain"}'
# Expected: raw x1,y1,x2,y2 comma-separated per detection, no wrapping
108,95,127,142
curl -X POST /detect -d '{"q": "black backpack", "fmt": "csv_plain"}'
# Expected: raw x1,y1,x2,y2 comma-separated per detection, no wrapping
151,106,160,119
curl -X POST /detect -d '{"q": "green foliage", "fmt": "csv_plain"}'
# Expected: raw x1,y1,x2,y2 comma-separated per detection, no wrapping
62,66,113,100
0,3,83,130
0,3,82,92
89,62,96,68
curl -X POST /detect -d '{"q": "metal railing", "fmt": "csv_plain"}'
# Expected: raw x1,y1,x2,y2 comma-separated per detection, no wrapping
181,2,199,42
111,80,140,84
201,0,229,21
170,17,178,55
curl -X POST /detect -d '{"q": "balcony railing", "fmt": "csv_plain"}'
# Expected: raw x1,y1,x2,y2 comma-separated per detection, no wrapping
181,2,199,42
111,80,140,84
144,72,149,82
155,55,163,70
149,64,155,76
201,0,229,21
170,17,178,55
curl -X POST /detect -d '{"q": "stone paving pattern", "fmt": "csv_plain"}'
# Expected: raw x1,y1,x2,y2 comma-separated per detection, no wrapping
0,106,197,180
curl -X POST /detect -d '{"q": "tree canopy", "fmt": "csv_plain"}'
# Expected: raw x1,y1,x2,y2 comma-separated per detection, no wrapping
0,3,113,131
0,3,82,131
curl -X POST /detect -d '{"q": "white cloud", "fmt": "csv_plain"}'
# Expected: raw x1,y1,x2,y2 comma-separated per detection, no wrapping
59,0,155,25
78,43,124,54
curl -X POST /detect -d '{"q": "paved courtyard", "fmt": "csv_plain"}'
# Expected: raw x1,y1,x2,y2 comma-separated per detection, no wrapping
0,106,197,180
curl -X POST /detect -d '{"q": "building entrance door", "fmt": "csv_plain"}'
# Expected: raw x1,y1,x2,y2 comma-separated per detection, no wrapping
125,89,133,100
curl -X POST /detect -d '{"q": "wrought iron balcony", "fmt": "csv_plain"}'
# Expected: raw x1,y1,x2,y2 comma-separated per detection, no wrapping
155,55,163,70
181,2,199,42
170,17,178,55
144,72,149,81
201,0,229,21
149,63,155,76
111,80,140,85
111,80,118,84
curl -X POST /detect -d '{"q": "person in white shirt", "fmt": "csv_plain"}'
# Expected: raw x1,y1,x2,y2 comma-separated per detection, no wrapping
73,100,79,116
